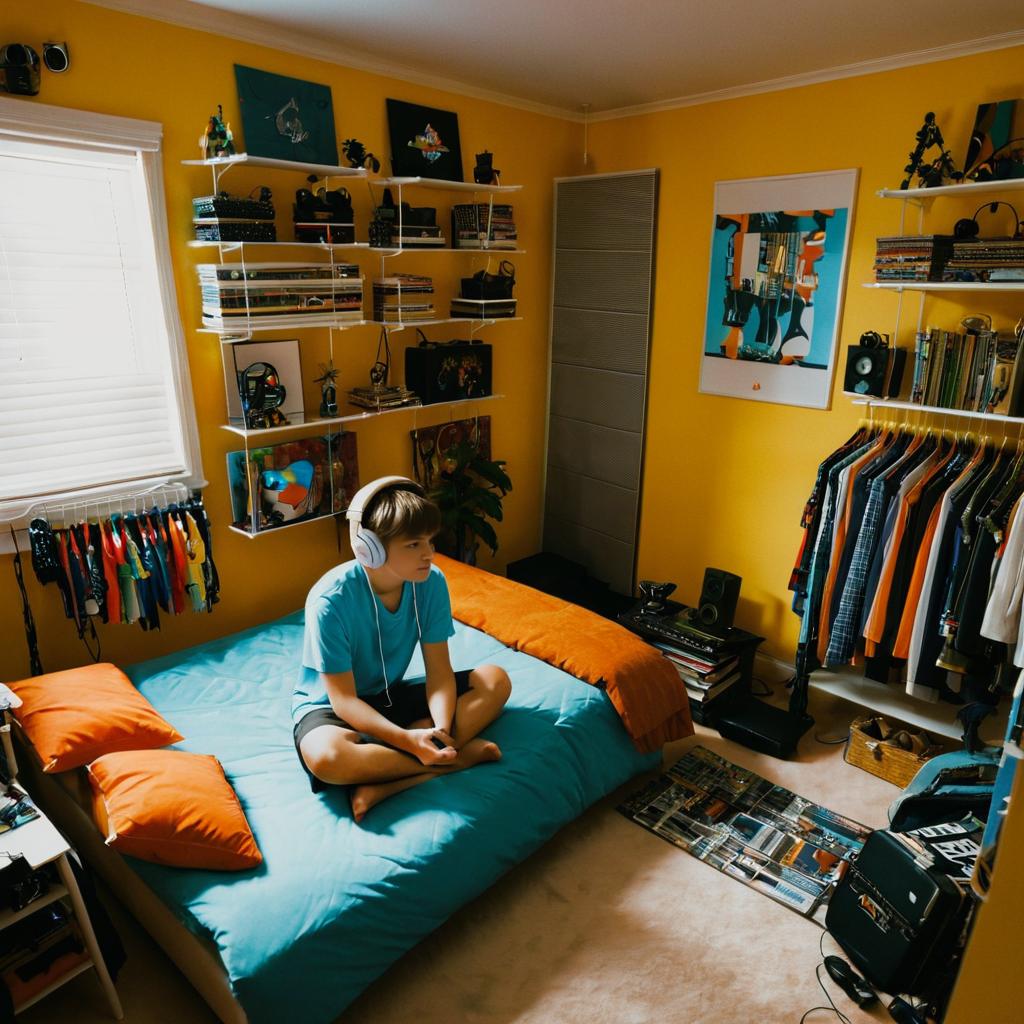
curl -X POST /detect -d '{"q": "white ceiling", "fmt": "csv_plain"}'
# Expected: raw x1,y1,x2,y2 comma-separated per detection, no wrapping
93,1,1024,118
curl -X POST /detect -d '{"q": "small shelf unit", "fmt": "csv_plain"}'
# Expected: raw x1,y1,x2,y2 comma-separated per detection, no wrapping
877,178,1024,202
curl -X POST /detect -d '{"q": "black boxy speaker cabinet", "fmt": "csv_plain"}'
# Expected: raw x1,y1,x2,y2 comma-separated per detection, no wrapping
844,345,906,398
697,568,741,628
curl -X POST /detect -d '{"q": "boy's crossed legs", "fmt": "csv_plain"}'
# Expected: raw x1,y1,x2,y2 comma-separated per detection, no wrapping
299,665,511,822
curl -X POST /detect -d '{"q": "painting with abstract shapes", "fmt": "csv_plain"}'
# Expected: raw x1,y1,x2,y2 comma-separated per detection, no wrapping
700,170,858,409
963,99,1024,182
234,65,339,166
410,416,491,492
386,98,464,181
226,433,358,534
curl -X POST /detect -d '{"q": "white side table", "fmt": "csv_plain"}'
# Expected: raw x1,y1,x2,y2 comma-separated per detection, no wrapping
0,787,124,1018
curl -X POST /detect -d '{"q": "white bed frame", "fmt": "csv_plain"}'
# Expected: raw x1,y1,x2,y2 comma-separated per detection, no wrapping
11,728,247,1024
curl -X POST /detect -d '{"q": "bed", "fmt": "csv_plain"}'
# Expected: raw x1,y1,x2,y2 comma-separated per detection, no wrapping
15,558,691,1023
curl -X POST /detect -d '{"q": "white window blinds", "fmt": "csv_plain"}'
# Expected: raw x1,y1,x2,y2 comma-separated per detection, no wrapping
0,116,200,518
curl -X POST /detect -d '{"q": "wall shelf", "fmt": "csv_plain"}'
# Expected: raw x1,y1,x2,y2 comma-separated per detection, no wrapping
182,153,367,178
372,176,521,194
864,281,1024,293
845,394,1024,425
878,179,1024,201
221,393,506,439
370,247,525,256
188,240,370,253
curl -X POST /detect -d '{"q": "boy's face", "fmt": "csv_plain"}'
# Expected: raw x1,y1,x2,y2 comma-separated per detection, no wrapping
384,533,436,582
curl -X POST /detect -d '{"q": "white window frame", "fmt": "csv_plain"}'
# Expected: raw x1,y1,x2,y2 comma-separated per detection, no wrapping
0,98,203,551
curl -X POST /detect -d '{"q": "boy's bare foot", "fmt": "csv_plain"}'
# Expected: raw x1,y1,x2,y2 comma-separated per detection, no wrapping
350,737,502,822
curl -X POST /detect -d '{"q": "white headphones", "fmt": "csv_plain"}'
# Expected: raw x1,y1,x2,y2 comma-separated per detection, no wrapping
346,475,422,569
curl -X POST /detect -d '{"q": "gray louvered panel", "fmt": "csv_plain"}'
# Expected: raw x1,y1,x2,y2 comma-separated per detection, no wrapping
547,415,642,490
551,307,648,375
556,174,658,252
550,364,645,433
553,249,651,313
544,466,637,545
542,516,635,595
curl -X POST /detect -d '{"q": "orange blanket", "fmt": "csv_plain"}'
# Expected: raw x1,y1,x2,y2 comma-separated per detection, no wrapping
434,555,693,753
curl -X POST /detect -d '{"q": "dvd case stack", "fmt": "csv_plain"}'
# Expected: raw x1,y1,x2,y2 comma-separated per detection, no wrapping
450,203,518,250
348,384,421,411
873,235,954,282
910,325,1024,414
192,193,277,243
450,297,517,319
941,237,1024,282
389,224,446,248
373,275,436,322
198,263,363,329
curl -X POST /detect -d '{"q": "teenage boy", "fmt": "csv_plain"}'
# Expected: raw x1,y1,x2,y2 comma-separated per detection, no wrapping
293,476,511,821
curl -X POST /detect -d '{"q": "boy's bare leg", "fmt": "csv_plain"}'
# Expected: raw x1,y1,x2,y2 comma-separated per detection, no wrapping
300,727,442,787
350,737,501,822
448,666,512,749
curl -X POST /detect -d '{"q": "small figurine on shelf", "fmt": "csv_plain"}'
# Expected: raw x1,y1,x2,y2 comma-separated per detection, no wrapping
200,105,236,160
901,112,962,190
314,361,339,417
342,137,381,173
473,150,500,185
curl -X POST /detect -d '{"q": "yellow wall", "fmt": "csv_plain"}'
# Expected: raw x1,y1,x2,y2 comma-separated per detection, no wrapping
0,0,576,681
583,50,1024,657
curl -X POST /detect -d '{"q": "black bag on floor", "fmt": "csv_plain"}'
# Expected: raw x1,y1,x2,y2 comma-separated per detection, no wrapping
826,826,974,999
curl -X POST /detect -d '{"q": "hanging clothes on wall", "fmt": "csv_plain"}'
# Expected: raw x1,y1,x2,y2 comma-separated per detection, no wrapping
26,493,220,645
790,423,1020,743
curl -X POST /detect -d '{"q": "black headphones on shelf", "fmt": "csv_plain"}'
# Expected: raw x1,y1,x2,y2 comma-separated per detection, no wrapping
953,201,1023,240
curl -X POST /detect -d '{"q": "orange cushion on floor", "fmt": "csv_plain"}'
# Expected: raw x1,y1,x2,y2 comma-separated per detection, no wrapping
7,663,184,773
88,749,262,871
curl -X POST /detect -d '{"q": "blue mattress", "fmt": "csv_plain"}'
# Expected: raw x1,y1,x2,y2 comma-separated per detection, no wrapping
123,612,659,1024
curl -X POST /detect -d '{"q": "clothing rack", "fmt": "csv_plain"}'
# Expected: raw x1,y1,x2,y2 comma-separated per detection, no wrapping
36,482,192,531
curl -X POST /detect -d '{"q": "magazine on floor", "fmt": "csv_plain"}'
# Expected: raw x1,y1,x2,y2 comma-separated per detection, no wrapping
619,747,871,920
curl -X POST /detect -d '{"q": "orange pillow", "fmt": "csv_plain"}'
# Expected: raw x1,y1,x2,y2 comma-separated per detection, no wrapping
87,749,262,871
8,663,183,772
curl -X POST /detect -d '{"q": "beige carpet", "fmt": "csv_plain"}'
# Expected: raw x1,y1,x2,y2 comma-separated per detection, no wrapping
21,688,899,1024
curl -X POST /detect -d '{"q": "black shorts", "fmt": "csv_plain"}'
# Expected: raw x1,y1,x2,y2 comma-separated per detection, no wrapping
293,669,474,793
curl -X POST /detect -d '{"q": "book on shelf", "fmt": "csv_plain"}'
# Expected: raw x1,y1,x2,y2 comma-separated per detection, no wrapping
873,235,954,282
202,310,364,329
450,297,517,318
198,262,360,283
451,203,517,249
911,325,1024,414
684,669,743,704
941,237,1024,283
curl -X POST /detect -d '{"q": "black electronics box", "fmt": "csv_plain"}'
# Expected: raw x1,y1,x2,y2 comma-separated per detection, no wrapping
844,344,907,398
405,339,492,405
715,695,812,758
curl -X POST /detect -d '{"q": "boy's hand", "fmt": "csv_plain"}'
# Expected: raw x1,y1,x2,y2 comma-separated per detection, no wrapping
406,727,457,766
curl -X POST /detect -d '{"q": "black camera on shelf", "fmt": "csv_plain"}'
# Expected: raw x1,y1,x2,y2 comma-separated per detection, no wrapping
0,43,41,96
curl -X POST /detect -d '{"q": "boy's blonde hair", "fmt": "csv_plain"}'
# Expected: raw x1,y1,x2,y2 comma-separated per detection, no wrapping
365,482,441,545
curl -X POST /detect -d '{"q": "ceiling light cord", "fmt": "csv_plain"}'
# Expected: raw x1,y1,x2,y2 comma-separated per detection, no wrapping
581,103,591,165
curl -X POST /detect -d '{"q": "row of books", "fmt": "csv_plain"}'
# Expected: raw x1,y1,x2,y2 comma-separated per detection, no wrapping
941,237,1024,283
873,235,953,282
373,274,436,322
650,638,744,722
198,263,363,328
910,326,1024,414
451,203,518,250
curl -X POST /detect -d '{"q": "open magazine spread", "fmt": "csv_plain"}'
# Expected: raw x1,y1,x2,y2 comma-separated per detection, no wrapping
619,747,871,920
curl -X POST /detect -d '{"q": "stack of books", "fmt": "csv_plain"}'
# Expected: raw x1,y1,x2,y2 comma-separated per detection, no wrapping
348,384,421,411
873,235,953,282
389,224,446,248
911,325,1024,414
450,296,517,319
941,237,1024,282
451,203,518,250
192,192,276,243
198,263,363,328
373,275,436,322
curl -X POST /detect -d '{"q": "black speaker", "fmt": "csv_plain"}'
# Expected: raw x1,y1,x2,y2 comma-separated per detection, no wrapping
697,568,741,628
844,333,906,398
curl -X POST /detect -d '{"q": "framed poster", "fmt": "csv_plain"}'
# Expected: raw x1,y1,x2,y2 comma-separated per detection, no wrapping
700,169,858,409
223,339,304,428
410,416,491,491
386,98,463,181
234,64,339,166
963,99,1024,181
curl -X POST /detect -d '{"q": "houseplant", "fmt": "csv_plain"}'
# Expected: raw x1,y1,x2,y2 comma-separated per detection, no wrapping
431,438,511,564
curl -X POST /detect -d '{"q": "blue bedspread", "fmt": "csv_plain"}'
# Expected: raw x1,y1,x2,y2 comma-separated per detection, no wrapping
124,612,659,1024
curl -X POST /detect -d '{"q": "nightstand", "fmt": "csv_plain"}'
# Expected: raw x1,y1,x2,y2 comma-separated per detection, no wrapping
0,785,124,1018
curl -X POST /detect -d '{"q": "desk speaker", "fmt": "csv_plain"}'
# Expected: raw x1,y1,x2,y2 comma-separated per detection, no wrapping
698,568,741,628
845,343,906,398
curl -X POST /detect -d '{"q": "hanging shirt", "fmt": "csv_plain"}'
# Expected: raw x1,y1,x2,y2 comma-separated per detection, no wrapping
981,495,1024,651
184,512,207,612
167,514,189,615
99,522,121,625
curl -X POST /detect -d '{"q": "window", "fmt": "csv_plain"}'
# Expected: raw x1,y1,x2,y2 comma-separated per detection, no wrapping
0,98,202,536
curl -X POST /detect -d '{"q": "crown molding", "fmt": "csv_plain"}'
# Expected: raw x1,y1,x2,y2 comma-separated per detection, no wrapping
81,0,579,122
589,28,1024,122
81,3,1024,125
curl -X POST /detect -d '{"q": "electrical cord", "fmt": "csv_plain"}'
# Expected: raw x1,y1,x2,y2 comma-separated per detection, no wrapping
798,932,855,1024
749,675,773,697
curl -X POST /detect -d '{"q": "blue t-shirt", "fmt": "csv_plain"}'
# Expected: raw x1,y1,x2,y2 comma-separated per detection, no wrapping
292,560,456,723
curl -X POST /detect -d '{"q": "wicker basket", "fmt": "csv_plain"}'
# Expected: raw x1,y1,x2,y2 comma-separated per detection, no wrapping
844,715,951,788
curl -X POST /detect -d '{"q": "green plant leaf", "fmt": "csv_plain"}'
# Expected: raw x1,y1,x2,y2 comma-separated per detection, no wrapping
462,512,499,553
